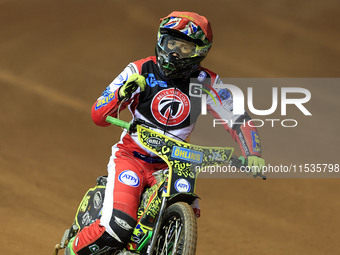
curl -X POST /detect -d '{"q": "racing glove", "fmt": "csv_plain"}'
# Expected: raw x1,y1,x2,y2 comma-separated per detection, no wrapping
239,155,265,176
118,73,146,100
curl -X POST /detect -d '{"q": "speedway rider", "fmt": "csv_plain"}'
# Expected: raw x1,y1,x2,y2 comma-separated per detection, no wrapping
65,11,265,255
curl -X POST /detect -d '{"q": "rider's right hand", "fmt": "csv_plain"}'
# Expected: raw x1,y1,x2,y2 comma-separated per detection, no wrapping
118,73,146,100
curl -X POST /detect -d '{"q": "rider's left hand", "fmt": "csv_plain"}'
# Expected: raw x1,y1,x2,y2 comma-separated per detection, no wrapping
247,155,265,176
239,155,265,176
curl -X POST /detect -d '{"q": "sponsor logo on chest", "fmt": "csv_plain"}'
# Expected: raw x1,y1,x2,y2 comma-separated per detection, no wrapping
151,88,190,126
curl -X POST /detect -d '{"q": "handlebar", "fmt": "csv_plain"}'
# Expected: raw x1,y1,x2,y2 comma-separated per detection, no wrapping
106,116,266,180
106,116,158,134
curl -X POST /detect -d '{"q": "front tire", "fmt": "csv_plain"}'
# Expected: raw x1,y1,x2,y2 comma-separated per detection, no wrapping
154,202,197,255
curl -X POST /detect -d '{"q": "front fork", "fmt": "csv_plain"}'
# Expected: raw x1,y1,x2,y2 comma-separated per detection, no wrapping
146,196,167,255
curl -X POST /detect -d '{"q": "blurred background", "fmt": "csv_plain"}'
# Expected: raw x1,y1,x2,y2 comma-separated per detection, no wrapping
0,0,339,254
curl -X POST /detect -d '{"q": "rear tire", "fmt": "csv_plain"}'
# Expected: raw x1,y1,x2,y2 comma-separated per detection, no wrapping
154,202,197,255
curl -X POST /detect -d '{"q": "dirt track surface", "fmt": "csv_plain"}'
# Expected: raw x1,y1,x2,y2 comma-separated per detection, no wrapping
1,1,339,254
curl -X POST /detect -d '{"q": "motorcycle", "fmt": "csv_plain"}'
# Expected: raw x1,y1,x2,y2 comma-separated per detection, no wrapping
53,116,265,255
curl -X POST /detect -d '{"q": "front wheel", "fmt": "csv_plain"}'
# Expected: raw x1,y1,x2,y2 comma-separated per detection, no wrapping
154,202,197,255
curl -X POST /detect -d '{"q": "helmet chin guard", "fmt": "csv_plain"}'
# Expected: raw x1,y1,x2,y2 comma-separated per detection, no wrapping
156,43,203,78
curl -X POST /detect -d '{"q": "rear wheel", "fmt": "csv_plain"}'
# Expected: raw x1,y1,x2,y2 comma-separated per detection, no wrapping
154,202,197,255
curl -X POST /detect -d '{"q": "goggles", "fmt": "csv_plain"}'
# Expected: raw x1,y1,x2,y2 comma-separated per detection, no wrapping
158,34,209,59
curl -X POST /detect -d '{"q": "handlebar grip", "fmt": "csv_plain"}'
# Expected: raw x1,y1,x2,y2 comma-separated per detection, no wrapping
106,116,130,130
